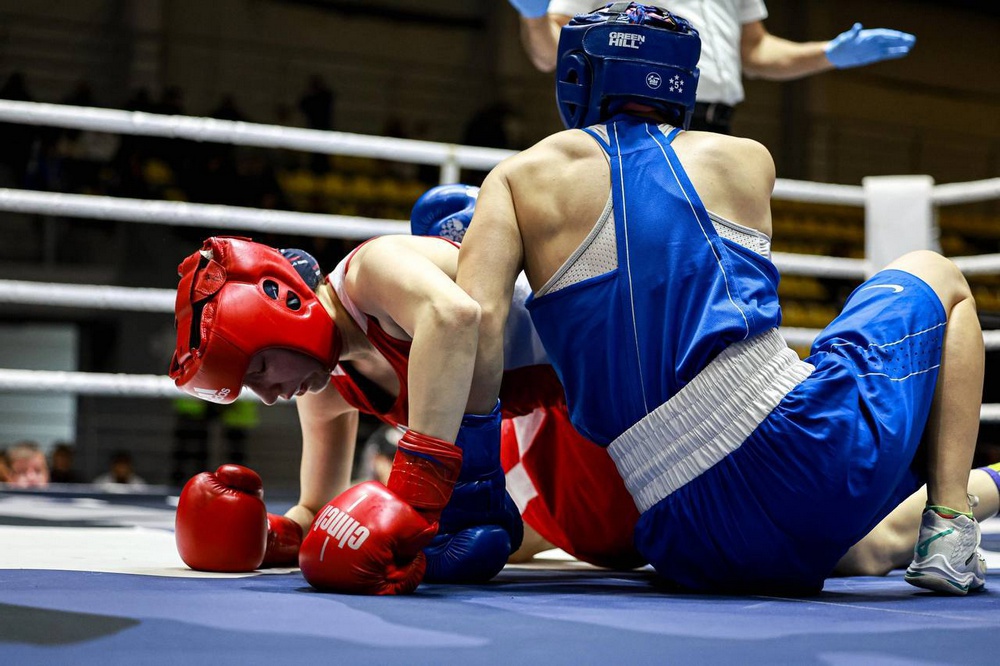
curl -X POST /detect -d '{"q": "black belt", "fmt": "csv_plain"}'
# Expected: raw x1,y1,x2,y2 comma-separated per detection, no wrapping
693,102,735,125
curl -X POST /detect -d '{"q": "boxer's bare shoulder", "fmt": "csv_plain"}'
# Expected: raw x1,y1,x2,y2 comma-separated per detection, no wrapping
500,128,609,197
492,129,611,284
672,131,776,236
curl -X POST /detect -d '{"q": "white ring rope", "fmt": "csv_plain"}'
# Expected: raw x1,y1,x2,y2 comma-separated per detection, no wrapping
0,360,1000,412
0,280,175,312
0,99,514,173
0,369,177,398
0,186,867,278
0,369,262,402
771,252,868,280
0,188,409,240
982,404,1000,424
3,367,996,418
932,178,1000,206
950,254,1000,276
771,179,864,207
0,100,995,207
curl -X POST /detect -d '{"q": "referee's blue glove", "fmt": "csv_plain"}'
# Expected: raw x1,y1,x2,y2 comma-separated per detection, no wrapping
825,23,915,69
508,0,550,19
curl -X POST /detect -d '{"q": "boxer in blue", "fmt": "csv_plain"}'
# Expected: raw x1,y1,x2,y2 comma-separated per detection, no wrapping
457,2,986,595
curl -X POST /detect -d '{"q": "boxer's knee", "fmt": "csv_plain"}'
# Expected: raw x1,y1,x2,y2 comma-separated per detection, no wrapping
887,250,973,311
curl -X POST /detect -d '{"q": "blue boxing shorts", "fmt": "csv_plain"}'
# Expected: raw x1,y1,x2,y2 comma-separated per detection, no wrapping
634,269,946,594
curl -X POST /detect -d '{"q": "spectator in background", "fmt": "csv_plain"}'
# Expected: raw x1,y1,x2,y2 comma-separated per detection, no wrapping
0,449,10,483
177,94,270,215
237,149,290,211
152,85,189,175
123,87,155,113
154,85,186,116
49,442,83,484
5,442,50,488
93,451,147,489
57,82,120,193
210,94,248,122
298,75,336,173
355,425,401,486
299,75,336,130
111,87,157,196
0,71,37,186
462,101,515,150
462,101,518,185
508,1,915,134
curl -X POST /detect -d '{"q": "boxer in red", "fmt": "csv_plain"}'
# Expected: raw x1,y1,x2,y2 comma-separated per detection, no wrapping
169,185,643,594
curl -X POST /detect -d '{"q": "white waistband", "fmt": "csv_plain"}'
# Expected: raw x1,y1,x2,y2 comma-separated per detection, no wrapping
607,329,814,513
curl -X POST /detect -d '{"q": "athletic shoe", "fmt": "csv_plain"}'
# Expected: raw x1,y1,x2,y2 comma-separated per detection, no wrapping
904,507,987,595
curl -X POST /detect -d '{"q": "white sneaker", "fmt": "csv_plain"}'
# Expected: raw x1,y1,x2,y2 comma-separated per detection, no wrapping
904,508,987,595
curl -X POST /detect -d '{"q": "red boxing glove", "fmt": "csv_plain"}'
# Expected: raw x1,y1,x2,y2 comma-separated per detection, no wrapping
386,429,463,522
175,464,267,572
299,481,436,594
175,464,302,572
262,513,303,568
299,430,462,594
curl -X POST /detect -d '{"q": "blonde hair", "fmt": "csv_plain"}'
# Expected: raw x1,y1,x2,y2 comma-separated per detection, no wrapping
7,441,44,464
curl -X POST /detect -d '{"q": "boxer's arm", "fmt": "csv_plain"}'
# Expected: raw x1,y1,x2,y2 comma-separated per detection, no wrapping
348,237,480,442
456,166,524,414
517,12,572,73
292,384,359,532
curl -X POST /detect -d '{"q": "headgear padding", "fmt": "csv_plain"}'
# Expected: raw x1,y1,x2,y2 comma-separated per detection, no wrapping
556,2,701,130
170,236,341,404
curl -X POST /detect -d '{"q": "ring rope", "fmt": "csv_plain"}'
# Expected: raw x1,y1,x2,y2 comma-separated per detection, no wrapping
0,368,261,401
0,99,513,172
771,179,864,207
4,368,996,420
0,279,175,312
932,178,1000,206
0,188,409,240
949,254,1000,276
0,187,869,278
770,253,867,279
1,100,998,208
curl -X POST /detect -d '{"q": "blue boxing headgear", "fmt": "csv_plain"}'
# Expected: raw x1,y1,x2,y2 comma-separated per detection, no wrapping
556,2,701,130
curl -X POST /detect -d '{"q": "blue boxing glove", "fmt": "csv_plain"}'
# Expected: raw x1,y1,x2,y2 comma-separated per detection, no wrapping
410,184,479,242
507,0,550,19
423,402,524,583
825,23,915,69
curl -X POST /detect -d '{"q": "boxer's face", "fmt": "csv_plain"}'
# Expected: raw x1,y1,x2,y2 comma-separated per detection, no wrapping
244,349,330,405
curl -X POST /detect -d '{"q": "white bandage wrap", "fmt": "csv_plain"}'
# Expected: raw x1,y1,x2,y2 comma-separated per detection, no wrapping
608,329,814,513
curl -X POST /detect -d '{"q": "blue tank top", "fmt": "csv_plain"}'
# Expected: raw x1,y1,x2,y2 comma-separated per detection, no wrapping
526,116,782,445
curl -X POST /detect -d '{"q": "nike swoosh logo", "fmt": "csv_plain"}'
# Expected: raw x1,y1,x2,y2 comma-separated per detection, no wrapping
861,284,904,294
916,528,954,557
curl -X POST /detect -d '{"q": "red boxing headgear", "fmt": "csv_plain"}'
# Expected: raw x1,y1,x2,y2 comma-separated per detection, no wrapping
169,236,342,404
